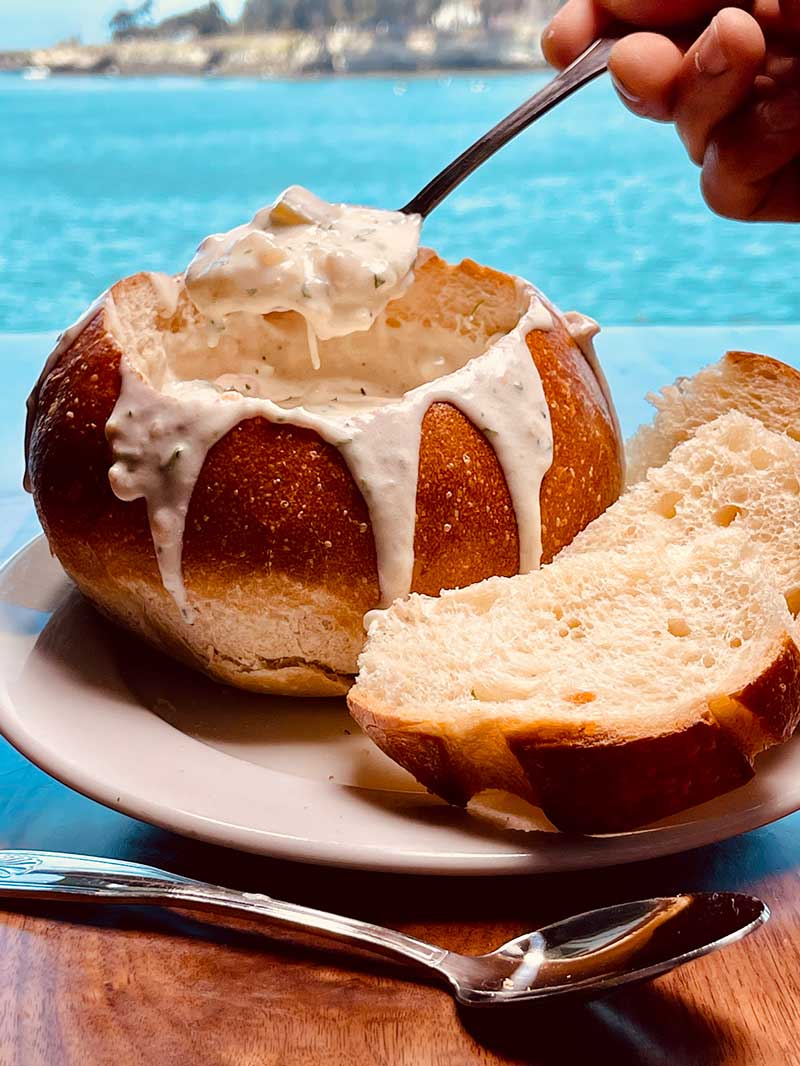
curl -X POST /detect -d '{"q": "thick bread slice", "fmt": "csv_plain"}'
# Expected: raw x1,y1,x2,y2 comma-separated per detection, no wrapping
349,528,800,833
562,411,800,614
626,350,800,485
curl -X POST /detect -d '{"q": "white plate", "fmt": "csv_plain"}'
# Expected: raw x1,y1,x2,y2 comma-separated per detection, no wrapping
2,536,800,875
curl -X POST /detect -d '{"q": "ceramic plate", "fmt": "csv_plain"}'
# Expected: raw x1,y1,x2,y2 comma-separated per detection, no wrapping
2,536,800,875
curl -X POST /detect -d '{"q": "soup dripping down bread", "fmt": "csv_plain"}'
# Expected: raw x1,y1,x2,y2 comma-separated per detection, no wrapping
26,190,623,696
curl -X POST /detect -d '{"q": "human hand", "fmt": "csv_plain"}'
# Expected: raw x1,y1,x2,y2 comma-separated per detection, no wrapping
543,2,800,221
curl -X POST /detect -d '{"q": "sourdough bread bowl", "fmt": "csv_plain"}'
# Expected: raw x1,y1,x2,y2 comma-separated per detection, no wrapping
27,254,622,696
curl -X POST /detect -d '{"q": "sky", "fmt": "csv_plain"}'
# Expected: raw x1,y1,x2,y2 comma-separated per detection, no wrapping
1,1,245,50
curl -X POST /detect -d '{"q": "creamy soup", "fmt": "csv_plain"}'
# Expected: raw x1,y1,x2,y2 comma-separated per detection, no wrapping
185,186,422,368
27,190,572,628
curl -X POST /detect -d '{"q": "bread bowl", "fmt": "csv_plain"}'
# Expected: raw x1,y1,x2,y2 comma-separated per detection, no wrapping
26,190,623,696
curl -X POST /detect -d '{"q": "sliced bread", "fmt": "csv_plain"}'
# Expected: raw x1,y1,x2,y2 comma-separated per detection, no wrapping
562,411,800,614
350,527,800,833
626,350,800,485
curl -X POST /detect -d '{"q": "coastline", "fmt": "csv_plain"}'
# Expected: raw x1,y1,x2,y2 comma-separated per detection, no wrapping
0,27,549,79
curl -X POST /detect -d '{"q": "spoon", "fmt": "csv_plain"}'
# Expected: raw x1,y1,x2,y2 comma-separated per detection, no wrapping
0,850,767,1006
402,36,617,218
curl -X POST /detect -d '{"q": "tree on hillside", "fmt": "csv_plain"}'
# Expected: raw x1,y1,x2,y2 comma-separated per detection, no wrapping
240,0,297,32
157,2,230,37
109,0,154,39
240,0,441,30
239,0,558,30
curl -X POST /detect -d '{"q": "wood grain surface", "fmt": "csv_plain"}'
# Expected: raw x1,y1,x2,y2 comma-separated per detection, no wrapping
0,735,798,1065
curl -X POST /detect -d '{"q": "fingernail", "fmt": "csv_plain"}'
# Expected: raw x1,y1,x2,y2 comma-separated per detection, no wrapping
610,72,646,111
754,74,779,99
540,25,560,63
762,91,800,132
695,18,729,77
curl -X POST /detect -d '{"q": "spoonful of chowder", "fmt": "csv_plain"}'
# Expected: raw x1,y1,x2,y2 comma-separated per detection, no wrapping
185,186,422,367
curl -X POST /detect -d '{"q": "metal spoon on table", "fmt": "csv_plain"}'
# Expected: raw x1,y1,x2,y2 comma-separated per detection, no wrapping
0,850,767,1006
402,36,617,218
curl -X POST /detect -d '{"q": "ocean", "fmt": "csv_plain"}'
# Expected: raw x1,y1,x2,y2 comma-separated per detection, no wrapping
2,69,799,333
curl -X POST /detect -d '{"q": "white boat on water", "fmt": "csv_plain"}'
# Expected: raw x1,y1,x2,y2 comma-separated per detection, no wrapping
22,66,51,81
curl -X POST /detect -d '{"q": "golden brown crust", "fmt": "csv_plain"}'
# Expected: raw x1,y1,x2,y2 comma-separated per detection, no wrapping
731,637,800,745
350,693,537,806
357,715,467,804
530,321,622,563
412,403,518,595
349,636,800,834
183,418,379,607
29,262,623,694
30,311,158,585
509,718,754,834
515,636,800,833
725,348,800,387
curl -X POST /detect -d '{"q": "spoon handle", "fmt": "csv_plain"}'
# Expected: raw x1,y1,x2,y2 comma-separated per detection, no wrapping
0,849,447,970
402,36,618,218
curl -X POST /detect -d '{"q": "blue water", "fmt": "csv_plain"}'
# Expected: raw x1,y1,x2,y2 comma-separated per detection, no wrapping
2,70,799,332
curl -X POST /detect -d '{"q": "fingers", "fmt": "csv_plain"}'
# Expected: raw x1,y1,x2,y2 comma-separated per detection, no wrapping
735,159,800,220
608,0,725,21
607,9,767,162
674,8,766,162
752,0,786,36
542,0,725,69
703,158,800,220
702,89,800,218
542,0,611,69
543,0,800,223
778,0,800,30
603,0,725,25
542,0,798,71
696,8,800,221
753,0,800,39
608,34,685,120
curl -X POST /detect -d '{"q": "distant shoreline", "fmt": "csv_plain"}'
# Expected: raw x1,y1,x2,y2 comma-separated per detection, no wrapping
0,64,548,82
0,27,549,80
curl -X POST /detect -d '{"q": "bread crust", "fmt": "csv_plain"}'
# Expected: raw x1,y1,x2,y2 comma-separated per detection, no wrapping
724,348,800,387
28,260,622,695
510,718,755,834
349,636,800,833
626,348,800,486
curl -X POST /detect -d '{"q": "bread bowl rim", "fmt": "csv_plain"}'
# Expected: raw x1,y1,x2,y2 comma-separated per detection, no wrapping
27,255,624,696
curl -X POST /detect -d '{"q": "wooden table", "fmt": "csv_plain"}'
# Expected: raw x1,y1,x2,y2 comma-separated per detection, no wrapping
0,749,799,1065
2,329,800,1064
